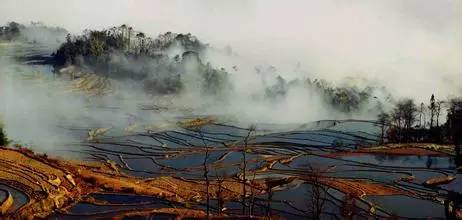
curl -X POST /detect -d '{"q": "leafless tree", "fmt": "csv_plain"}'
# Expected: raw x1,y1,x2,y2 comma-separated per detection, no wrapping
429,94,436,129
402,99,418,131
215,171,226,216
306,166,326,220
264,179,275,218
341,193,356,220
436,101,443,127
377,112,390,144
241,124,256,215
419,102,425,128
198,128,210,219
248,158,263,216
391,99,418,142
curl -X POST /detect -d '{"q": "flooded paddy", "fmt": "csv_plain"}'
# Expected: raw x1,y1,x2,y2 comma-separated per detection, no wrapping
41,118,457,219
0,42,461,219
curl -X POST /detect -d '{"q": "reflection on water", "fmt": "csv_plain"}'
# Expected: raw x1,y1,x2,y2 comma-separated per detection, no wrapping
1,43,461,218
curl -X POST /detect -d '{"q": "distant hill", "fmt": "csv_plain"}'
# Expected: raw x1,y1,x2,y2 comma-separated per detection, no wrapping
52,25,231,96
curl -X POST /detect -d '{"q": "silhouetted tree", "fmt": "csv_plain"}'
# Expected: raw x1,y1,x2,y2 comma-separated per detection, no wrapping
341,193,356,220
0,126,7,146
241,125,256,215
377,112,390,144
390,99,417,142
0,22,23,41
419,102,426,128
436,101,443,127
214,171,226,216
429,94,436,129
249,157,263,216
198,128,210,219
306,166,326,220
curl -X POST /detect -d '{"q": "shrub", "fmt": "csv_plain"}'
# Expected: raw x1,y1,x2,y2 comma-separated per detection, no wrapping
0,125,7,146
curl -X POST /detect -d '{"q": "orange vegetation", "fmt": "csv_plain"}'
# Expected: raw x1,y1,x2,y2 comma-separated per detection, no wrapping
322,178,410,197
327,144,451,158
0,147,268,219
112,208,275,220
111,208,206,219
0,146,418,219
423,175,456,186
178,117,215,129
301,176,410,198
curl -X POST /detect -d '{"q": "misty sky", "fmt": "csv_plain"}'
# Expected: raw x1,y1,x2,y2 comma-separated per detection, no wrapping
1,0,461,100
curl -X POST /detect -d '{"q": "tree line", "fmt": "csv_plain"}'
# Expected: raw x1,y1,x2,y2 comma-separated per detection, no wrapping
264,75,385,114
378,94,462,144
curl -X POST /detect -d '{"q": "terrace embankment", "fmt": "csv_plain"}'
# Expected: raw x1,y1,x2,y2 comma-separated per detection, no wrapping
0,146,267,219
327,143,454,157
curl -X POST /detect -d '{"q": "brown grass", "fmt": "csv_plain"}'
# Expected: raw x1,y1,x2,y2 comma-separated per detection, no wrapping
327,143,452,158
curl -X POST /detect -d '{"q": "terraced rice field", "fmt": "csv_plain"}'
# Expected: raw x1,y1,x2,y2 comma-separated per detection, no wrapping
1,117,459,219
0,43,460,219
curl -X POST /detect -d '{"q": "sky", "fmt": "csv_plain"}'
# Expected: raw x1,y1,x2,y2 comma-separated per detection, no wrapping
1,0,461,101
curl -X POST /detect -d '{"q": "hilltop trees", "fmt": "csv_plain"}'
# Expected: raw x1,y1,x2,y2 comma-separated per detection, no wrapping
263,76,381,114
53,25,206,67
307,79,376,113
0,22,68,45
51,24,394,114
52,25,231,96
0,22,22,41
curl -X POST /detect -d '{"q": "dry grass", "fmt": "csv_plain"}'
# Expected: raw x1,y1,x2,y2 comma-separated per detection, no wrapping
327,143,453,158
0,147,271,218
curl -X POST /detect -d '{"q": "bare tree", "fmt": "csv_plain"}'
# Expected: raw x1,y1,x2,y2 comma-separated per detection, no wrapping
436,101,443,127
419,102,425,128
264,179,276,218
429,94,436,129
391,99,417,142
241,124,256,215
215,171,226,216
127,26,133,50
377,112,390,144
249,158,263,216
341,193,356,220
306,166,326,220
391,106,403,142
447,98,462,145
402,99,418,131
198,128,210,219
